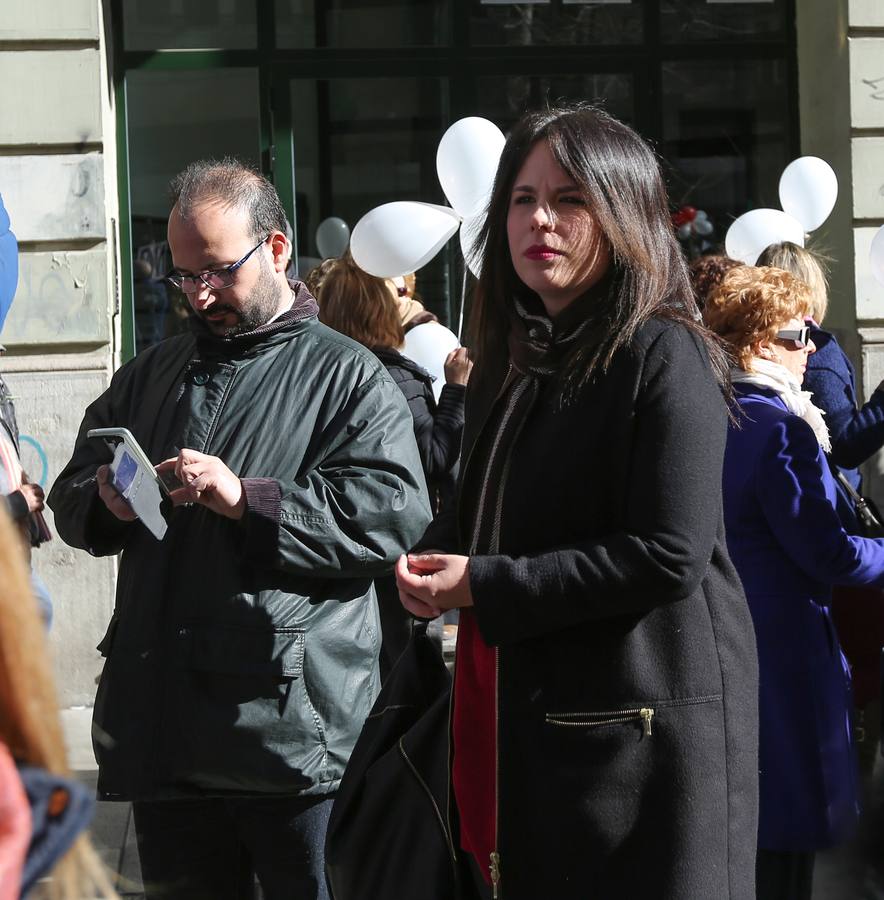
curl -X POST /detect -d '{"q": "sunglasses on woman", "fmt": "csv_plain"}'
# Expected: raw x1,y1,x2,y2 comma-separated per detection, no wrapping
775,326,811,349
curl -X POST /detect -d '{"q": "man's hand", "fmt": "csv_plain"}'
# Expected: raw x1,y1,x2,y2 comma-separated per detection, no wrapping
394,553,473,619
19,482,44,514
156,449,245,520
96,464,137,522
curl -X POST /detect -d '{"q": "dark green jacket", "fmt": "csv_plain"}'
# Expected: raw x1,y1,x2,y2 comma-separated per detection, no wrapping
48,300,432,801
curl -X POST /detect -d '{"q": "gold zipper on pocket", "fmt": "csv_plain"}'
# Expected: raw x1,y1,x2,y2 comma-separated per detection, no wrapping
545,707,656,737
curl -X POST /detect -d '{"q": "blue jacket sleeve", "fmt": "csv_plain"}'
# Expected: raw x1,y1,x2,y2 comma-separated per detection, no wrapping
804,332,884,469
755,414,884,586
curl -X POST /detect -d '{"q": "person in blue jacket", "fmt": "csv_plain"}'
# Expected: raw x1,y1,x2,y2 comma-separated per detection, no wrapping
705,264,884,900
758,241,884,771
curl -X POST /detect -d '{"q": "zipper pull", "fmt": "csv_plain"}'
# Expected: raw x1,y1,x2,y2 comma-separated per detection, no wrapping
490,851,501,898
640,708,654,736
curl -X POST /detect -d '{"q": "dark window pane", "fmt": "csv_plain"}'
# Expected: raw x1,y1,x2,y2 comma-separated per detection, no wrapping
660,0,787,43
289,78,451,318
123,0,257,50
661,59,791,253
474,72,634,132
276,0,448,48
471,0,642,47
127,69,260,354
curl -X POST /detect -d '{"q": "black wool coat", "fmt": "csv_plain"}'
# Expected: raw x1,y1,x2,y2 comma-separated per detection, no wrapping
422,317,759,900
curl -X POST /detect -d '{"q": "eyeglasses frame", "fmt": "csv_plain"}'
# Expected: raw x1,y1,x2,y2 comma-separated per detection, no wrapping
165,235,271,293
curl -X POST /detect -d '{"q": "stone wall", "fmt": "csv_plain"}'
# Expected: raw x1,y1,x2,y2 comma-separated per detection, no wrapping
849,1,884,499
0,0,118,708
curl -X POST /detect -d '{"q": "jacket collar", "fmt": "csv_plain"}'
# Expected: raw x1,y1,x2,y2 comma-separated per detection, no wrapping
190,280,319,358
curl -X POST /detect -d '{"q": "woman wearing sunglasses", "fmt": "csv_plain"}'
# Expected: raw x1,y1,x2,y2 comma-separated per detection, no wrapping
704,265,884,900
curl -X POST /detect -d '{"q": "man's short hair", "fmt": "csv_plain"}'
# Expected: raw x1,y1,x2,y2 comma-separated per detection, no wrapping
169,158,288,242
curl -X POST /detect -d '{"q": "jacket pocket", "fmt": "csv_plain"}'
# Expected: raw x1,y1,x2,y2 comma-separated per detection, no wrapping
165,625,324,793
546,706,656,736
544,693,722,737
187,624,304,678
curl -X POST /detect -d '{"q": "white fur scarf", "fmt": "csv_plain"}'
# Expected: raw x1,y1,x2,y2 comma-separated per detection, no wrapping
731,357,832,452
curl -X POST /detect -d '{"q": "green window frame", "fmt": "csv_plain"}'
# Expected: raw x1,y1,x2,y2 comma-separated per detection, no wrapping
112,0,798,361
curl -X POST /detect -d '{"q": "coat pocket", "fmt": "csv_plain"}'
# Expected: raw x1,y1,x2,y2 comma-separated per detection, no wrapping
187,624,305,678
544,693,722,737
546,706,656,736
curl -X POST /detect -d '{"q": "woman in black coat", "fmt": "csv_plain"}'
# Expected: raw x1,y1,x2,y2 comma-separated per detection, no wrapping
396,105,759,899
314,255,470,675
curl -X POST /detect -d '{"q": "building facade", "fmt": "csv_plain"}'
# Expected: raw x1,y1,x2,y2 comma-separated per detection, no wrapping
0,0,880,709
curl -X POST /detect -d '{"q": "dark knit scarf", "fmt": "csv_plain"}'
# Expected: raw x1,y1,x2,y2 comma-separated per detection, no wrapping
506,275,612,380
468,279,610,554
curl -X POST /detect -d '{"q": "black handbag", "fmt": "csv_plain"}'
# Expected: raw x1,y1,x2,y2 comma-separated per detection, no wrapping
325,621,460,900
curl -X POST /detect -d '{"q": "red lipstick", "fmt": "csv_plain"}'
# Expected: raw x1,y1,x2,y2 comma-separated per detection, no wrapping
524,245,563,261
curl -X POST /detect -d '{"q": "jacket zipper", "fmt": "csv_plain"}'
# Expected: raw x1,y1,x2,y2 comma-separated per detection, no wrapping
469,375,532,899
398,738,459,874
544,694,723,734
491,648,502,898
545,707,655,736
443,366,516,890
449,364,526,899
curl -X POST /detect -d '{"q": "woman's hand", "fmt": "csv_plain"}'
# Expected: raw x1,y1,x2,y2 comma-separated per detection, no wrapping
395,553,474,619
443,347,473,386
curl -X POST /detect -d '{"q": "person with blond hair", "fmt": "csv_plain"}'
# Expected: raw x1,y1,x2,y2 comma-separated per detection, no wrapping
758,241,884,770
0,503,116,899
705,265,884,900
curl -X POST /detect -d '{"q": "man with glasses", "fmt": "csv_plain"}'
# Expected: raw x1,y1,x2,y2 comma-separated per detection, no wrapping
48,159,432,899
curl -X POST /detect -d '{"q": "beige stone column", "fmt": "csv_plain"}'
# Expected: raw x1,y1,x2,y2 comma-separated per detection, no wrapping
0,0,118,709
849,1,884,498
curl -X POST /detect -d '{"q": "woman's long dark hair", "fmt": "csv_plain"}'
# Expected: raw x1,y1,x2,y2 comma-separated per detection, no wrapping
470,104,729,395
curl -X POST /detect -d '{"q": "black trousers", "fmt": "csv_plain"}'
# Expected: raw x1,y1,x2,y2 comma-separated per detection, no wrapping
132,794,334,900
756,848,815,900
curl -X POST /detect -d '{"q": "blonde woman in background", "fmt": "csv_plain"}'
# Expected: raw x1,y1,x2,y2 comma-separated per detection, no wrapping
758,241,884,773
0,504,116,899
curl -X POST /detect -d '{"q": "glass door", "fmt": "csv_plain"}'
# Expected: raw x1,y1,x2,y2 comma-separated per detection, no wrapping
274,74,451,319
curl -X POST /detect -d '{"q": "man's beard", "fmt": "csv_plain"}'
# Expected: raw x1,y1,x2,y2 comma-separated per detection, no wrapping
199,258,286,337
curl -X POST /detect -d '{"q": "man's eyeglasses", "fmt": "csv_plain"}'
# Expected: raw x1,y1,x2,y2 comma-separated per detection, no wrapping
166,236,270,293
775,326,812,349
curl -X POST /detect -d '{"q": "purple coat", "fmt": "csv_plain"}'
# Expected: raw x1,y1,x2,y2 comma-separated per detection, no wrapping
723,384,884,851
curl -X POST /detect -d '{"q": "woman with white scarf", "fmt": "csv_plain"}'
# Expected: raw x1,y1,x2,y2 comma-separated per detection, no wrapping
705,265,884,900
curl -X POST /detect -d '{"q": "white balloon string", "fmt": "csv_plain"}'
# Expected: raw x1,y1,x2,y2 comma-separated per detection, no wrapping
458,266,467,342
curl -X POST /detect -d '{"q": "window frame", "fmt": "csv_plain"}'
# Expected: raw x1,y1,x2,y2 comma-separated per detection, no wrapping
111,0,799,361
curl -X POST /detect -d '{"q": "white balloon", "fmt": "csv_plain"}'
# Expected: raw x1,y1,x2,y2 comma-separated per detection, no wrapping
725,209,805,265
778,156,838,232
436,117,506,220
459,214,485,277
315,216,350,259
694,218,714,236
871,224,884,287
403,322,460,402
350,202,461,279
